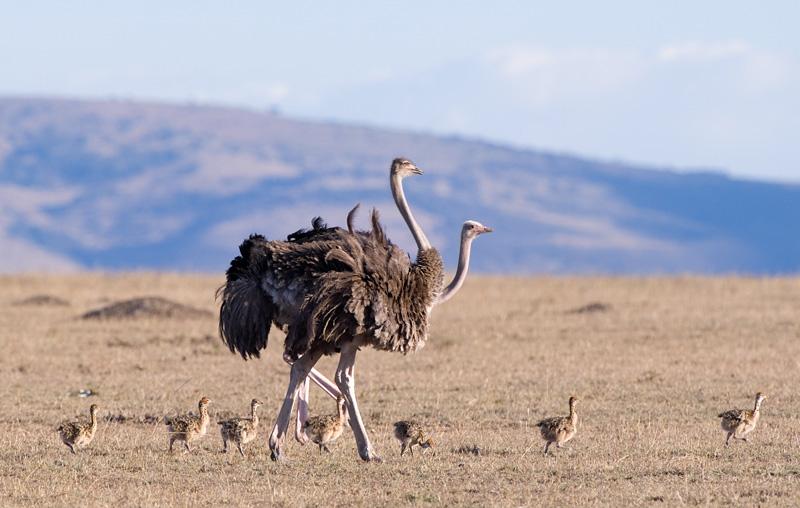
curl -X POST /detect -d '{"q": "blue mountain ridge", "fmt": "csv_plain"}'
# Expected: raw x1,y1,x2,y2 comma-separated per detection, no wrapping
0,97,798,274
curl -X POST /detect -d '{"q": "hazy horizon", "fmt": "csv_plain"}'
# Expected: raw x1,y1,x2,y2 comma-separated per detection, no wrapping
2,1,798,183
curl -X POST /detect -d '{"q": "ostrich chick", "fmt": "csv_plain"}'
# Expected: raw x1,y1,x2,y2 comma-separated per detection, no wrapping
57,404,99,453
394,420,435,457
536,396,579,455
718,392,766,445
218,398,263,456
303,396,347,453
165,396,211,453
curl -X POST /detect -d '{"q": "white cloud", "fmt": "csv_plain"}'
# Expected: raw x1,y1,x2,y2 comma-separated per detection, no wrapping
483,46,644,106
0,209,82,273
658,40,751,62
658,40,794,91
0,232,81,272
0,184,82,230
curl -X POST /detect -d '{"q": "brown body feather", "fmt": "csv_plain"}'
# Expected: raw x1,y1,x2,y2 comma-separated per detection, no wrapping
285,211,443,358
394,420,435,456
536,397,579,455
57,404,99,453
718,392,765,445
303,397,347,453
166,397,211,452
219,208,444,361
218,399,263,456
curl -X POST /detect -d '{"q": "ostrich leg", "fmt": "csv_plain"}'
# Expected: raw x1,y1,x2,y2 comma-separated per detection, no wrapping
269,348,324,461
294,376,310,444
283,355,341,442
284,353,340,398
335,342,380,462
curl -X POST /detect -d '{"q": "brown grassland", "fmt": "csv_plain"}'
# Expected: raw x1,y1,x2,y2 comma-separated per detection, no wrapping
1,274,799,506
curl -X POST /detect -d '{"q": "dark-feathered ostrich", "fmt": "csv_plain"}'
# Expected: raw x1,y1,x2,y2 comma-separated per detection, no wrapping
291,215,492,444
218,158,491,461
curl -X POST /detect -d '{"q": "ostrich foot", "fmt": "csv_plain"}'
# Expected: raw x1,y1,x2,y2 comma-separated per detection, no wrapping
295,430,310,445
269,445,285,462
359,448,382,463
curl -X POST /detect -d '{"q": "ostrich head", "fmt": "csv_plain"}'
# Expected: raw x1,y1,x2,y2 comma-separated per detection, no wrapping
251,399,264,409
199,396,211,408
569,396,579,409
462,220,493,239
89,404,99,414
754,392,766,407
390,158,423,178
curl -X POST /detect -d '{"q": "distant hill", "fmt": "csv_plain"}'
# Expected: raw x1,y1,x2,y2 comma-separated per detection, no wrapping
0,96,798,274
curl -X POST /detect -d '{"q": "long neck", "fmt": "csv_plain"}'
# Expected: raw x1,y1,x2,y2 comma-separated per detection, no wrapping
436,230,474,305
89,410,98,429
569,402,577,421
391,173,431,252
753,398,762,413
251,405,259,425
199,404,209,425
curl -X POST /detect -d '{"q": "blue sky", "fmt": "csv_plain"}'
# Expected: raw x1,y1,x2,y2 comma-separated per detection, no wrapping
1,1,798,182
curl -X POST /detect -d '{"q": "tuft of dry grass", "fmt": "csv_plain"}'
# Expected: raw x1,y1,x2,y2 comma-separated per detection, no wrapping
1,273,799,506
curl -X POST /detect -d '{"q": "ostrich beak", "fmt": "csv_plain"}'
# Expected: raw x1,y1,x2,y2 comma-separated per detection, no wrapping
480,226,493,234
410,166,423,175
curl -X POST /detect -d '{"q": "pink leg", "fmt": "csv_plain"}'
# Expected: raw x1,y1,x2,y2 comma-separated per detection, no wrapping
294,377,310,444
307,368,340,398
283,353,339,444
283,353,340,398
335,343,380,462
269,349,323,461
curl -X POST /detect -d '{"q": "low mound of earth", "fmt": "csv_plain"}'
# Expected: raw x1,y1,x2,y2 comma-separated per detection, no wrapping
567,302,612,314
81,297,212,320
13,295,70,307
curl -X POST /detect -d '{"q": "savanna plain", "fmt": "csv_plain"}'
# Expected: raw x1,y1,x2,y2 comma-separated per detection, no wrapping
1,274,799,507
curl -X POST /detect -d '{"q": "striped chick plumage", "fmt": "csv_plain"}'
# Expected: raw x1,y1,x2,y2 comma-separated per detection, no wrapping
218,398,263,456
536,396,579,455
166,396,211,453
393,420,435,456
719,392,766,445
303,396,347,453
57,404,99,453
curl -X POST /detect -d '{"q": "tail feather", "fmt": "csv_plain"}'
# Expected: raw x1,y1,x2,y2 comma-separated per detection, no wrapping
346,203,360,233
369,208,387,245
217,235,275,359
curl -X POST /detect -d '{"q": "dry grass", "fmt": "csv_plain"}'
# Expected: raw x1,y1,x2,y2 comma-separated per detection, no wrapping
1,274,799,506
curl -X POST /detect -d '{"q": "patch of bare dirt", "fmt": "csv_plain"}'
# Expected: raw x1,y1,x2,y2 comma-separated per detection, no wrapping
81,297,212,320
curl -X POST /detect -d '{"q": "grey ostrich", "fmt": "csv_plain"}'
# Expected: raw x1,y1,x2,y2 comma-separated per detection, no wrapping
218,158,491,461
